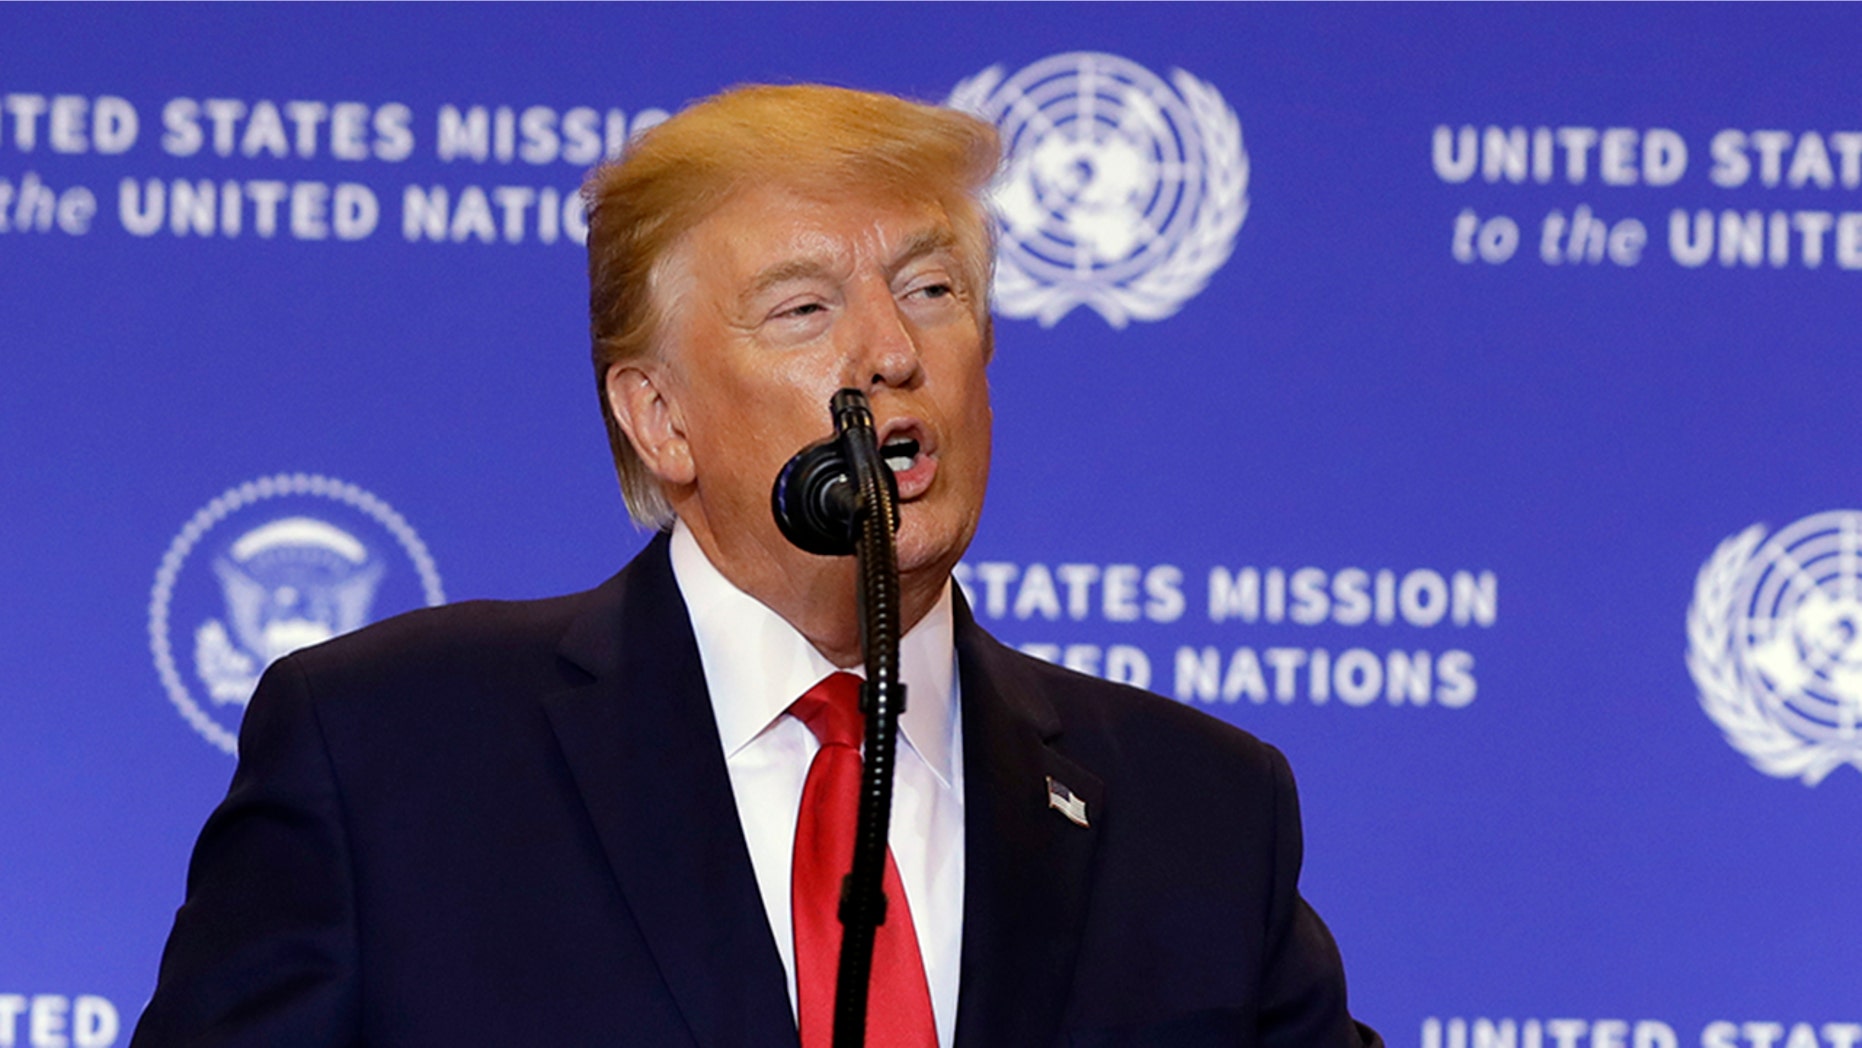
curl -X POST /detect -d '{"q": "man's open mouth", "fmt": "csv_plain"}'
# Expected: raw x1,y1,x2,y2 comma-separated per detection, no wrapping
882,436,920,474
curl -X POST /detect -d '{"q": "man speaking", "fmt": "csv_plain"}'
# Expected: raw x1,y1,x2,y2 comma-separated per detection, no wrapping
134,85,1381,1047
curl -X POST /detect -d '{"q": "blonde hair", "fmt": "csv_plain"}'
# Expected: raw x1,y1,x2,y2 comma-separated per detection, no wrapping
582,83,1001,529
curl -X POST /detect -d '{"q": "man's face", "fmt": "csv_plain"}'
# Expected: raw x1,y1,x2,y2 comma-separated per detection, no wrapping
636,182,993,601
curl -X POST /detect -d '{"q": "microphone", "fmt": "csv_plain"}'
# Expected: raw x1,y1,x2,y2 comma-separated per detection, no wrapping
771,390,899,557
769,387,908,1048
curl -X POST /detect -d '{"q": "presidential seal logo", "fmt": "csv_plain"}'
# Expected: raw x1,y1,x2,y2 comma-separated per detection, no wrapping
149,474,445,754
949,52,1248,329
1688,510,1862,785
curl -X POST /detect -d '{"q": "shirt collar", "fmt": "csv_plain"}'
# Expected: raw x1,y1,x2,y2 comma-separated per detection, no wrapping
668,521,957,788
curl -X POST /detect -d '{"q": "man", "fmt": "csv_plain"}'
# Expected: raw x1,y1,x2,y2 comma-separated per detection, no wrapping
134,85,1381,1047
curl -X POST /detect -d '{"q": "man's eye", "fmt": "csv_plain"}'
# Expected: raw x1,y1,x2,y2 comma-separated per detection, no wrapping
781,302,827,318
912,283,953,300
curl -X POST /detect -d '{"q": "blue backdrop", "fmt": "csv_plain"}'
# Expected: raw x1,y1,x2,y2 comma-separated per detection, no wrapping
5,5,1860,1045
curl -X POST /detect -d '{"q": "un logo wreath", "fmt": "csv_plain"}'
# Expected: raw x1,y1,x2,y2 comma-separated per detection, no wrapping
1687,517,1862,785
950,53,1249,329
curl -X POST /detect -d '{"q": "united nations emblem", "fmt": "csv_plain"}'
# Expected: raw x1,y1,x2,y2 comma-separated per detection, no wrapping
149,474,445,754
1688,510,1862,784
949,52,1249,328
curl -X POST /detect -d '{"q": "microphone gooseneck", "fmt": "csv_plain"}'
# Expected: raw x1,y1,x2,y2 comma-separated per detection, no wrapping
770,388,906,1048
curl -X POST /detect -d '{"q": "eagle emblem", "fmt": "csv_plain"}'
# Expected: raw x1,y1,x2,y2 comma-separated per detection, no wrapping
194,516,385,706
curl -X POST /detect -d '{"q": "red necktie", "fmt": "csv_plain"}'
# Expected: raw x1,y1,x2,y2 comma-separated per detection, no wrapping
790,672,938,1048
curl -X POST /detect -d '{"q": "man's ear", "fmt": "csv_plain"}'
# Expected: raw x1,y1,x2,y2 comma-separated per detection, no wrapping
605,362,695,486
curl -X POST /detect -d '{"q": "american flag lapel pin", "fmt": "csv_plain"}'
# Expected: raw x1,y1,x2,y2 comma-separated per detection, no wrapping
1046,776,1089,828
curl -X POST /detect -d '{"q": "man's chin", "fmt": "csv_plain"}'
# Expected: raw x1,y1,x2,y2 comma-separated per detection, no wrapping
893,515,974,586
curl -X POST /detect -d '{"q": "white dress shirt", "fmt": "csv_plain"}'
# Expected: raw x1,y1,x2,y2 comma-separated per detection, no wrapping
669,523,965,1048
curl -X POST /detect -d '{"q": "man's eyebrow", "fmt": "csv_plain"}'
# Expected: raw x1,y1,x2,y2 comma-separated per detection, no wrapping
743,257,836,302
740,227,960,305
885,228,960,278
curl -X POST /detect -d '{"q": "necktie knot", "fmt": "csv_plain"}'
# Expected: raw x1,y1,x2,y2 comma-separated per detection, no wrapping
791,671,864,750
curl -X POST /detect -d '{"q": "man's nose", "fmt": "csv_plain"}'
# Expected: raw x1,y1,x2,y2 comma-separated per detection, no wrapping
845,291,924,390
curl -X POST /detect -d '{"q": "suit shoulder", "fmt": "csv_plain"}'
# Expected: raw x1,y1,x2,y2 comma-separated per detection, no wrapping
281,584,604,695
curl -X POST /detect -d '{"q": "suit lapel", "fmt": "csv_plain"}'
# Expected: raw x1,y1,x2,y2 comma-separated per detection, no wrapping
952,606,1105,1048
541,535,797,1048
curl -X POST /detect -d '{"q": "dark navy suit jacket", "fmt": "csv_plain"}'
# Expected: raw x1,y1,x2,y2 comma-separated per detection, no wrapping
133,536,1381,1047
